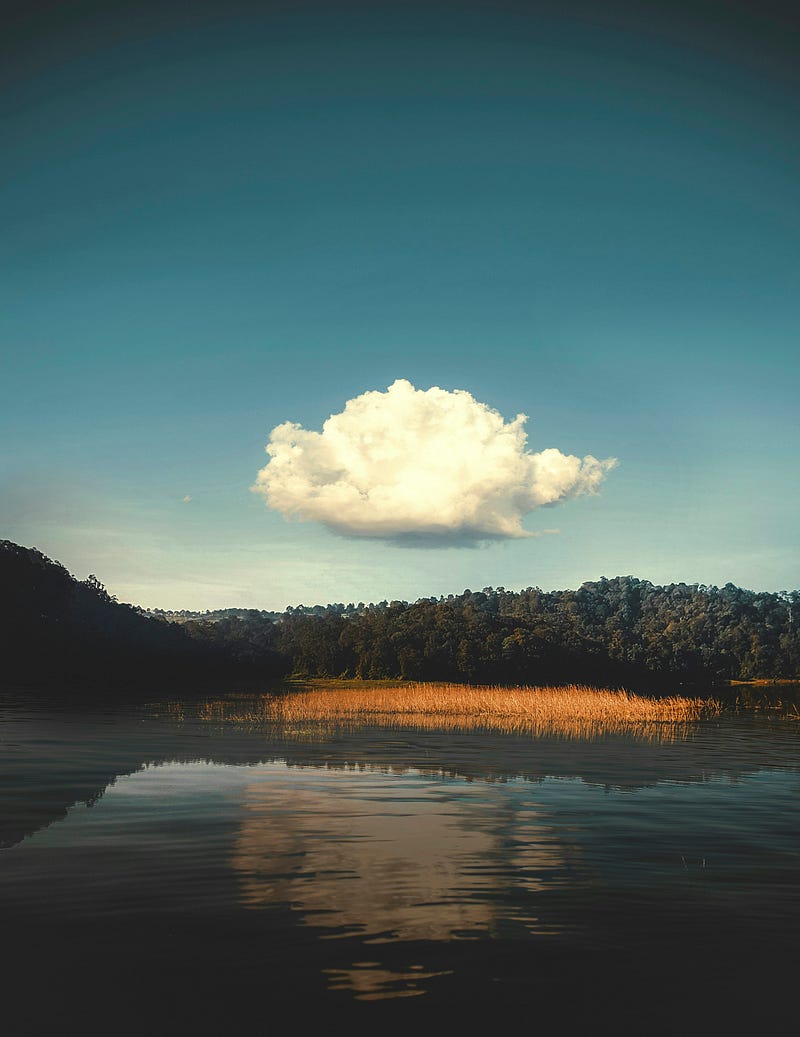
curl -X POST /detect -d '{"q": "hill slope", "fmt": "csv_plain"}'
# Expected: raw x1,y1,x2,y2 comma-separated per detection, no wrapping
3,540,798,689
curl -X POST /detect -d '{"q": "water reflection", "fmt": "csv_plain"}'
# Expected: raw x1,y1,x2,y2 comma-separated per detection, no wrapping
230,763,572,999
194,693,706,743
322,961,452,1002
2,694,799,852
1,696,799,1028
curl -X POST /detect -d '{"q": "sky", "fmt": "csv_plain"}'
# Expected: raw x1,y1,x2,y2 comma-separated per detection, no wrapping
2,0,798,609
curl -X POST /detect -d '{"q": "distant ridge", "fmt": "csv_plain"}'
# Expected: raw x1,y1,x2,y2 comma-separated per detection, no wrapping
2,540,798,690
0,540,283,689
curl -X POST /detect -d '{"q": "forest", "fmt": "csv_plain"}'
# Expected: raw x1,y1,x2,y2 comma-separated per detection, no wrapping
3,539,798,689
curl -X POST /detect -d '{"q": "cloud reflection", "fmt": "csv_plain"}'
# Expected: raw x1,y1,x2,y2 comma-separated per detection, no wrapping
230,763,570,1000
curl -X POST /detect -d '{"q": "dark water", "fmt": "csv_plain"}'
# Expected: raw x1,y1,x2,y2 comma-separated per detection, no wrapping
1,693,798,1035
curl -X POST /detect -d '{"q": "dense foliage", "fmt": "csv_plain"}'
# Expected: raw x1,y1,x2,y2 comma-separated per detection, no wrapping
3,540,798,689
0,540,283,687
181,579,800,687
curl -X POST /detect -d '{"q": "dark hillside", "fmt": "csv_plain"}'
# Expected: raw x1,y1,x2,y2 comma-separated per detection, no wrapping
0,541,285,689
3,540,798,689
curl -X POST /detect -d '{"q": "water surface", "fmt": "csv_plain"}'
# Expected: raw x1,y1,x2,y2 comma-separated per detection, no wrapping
1,693,798,1034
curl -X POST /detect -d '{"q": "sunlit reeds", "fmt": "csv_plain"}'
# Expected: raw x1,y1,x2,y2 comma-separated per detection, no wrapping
267,682,718,721
190,682,720,742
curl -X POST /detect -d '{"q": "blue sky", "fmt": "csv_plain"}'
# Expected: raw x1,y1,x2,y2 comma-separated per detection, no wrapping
2,1,798,608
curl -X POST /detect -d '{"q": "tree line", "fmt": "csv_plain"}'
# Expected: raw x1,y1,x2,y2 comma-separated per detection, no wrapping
180,577,799,686
3,539,798,690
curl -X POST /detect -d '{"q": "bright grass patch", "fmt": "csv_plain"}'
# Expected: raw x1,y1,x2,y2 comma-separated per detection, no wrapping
266,682,719,722
191,682,721,741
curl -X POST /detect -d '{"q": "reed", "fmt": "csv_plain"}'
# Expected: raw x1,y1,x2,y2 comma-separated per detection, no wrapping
263,682,720,724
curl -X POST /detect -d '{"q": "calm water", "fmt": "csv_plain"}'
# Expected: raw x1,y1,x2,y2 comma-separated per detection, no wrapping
1,692,798,1034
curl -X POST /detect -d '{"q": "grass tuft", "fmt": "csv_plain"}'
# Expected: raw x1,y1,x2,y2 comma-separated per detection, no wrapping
193,682,720,741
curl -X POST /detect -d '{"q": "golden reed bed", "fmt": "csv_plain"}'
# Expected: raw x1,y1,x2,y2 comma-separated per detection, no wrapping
192,682,720,742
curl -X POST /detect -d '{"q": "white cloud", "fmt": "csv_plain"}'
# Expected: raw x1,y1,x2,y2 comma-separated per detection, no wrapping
253,379,617,541
182,494,193,503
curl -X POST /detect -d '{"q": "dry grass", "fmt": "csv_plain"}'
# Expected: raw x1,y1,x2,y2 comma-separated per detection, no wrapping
728,678,800,686
191,682,720,742
267,682,718,722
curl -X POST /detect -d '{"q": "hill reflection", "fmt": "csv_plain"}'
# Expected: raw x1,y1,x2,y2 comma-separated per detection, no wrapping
0,693,798,851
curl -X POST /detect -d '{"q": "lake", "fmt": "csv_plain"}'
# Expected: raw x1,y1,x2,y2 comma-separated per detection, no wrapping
1,690,798,1035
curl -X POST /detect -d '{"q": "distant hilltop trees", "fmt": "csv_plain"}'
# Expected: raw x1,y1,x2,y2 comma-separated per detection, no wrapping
186,578,797,686
2,539,798,691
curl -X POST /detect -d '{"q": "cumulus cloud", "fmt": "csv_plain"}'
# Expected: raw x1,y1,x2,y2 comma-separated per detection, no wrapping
253,379,617,541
